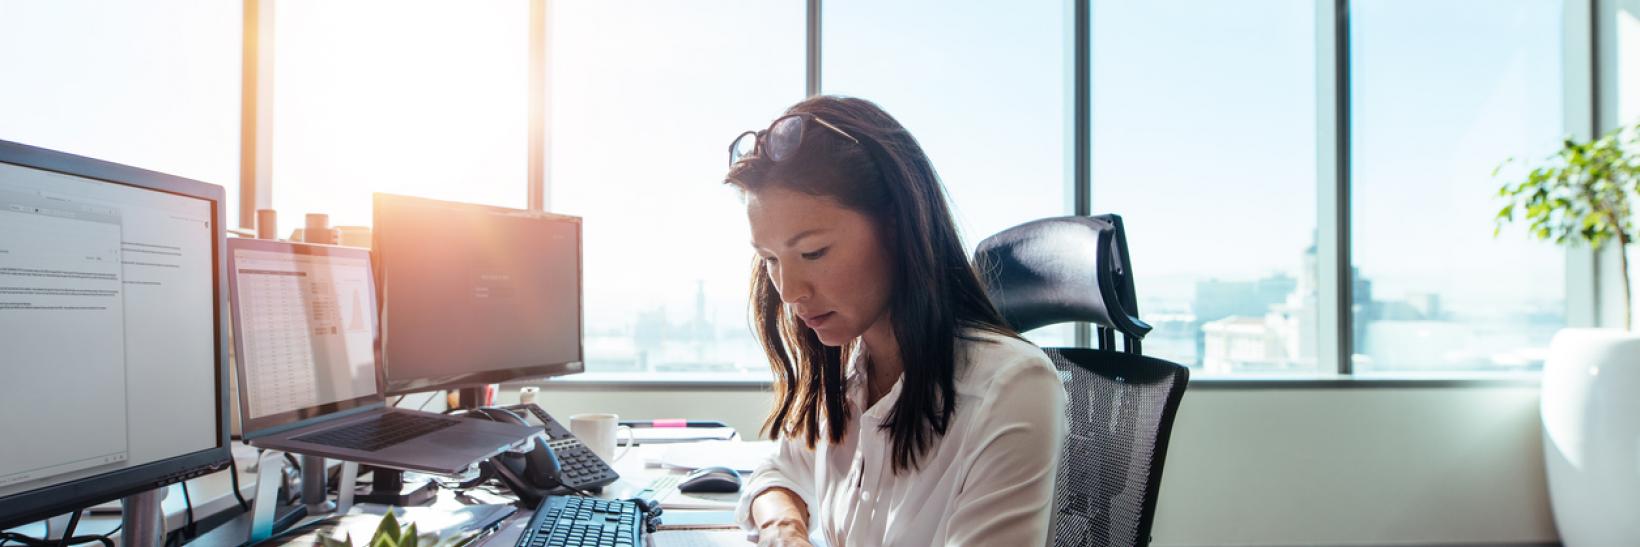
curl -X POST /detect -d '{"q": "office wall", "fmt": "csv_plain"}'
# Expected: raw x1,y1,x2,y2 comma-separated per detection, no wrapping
524,383,1555,546
1152,387,1553,546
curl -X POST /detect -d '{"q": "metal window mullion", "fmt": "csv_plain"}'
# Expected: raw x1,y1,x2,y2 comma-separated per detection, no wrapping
529,0,548,212
1073,0,1093,349
240,0,275,230
1315,0,1352,374
1564,0,1599,327
806,0,821,97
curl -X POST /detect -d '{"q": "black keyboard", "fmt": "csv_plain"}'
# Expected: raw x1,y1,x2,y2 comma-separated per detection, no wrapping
293,412,457,451
515,496,644,547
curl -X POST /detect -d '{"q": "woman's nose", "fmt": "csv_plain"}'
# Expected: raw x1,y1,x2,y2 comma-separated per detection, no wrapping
773,267,811,304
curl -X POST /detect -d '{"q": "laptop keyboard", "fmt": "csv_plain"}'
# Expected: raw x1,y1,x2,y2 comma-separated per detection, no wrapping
293,412,458,452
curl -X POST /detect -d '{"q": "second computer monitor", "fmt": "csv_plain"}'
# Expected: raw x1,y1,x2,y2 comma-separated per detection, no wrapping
373,193,584,395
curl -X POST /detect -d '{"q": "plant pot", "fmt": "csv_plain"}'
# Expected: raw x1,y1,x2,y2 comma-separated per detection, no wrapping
1541,328,1640,546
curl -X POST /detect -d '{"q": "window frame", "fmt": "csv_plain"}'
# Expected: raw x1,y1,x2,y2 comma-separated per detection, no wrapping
240,0,1602,386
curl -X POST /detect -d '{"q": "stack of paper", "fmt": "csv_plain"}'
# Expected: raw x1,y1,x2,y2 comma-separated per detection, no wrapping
648,440,777,474
624,426,738,445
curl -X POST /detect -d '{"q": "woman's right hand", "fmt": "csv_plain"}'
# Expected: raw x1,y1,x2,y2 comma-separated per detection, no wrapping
756,523,814,547
752,487,813,547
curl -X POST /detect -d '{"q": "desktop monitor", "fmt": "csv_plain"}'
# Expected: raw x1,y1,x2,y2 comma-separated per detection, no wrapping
0,140,231,528
372,193,584,395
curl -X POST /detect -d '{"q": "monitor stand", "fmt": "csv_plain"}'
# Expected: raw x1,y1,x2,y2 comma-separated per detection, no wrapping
454,386,488,410
120,487,166,546
301,454,337,514
349,466,438,506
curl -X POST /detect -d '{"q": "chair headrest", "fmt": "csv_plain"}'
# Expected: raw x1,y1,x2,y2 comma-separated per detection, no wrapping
973,215,1151,337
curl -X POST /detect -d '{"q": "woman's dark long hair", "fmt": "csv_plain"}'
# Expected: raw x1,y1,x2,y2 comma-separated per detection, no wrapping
725,96,1016,473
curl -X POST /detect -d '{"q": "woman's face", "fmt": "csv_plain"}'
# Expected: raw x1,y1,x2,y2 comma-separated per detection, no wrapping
747,185,894,347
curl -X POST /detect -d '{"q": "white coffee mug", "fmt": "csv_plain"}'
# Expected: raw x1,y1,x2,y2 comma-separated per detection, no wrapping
569,413,634,462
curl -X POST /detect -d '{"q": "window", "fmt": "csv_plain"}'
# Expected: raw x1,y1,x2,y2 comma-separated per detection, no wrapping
1350,0,1566,372
0,1,240,217
12,0,1588,381
271,0,529,228
1089,0,1321,373
823,0,1074,346
547,0,804,377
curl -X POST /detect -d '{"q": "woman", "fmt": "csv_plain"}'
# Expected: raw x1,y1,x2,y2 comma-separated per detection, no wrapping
724,96,1066,546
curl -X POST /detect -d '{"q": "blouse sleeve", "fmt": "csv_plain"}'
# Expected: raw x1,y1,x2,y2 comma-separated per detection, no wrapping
944,356,1067,546
735,431,820,540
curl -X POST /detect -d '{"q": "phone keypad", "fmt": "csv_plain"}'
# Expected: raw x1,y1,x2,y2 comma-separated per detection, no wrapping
554,439,618,488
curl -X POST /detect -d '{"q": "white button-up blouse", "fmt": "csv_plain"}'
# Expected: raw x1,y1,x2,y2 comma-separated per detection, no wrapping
734,329,1067,546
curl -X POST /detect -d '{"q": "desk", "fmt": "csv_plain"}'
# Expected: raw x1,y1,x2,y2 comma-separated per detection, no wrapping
479,442,752,547
5,442,756,546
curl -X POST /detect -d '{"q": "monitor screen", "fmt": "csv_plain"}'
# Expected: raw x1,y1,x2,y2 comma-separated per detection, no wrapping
0,140,228,528
228,240,382,437
373,193,584,395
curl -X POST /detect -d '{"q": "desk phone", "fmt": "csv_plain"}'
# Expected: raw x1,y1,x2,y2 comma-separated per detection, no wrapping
500,403,621,491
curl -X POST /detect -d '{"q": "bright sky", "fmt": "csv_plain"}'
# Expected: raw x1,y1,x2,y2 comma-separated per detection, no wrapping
2,0,1623,372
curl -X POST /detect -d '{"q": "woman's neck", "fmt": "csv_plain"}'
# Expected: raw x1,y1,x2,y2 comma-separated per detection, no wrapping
860,319,902,408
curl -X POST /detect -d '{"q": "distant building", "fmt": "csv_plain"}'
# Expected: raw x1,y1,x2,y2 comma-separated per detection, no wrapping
1142,312,1200,366
1201,316,1284,373
1193,274,1295,324
1197,240,1341,373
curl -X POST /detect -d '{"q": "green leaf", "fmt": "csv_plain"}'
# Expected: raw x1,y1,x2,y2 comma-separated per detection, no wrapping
373,512,402,543
399,524,419,547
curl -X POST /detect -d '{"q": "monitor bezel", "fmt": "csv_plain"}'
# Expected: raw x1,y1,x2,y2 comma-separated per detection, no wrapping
225,238,386,440
0,139,232,530
372,193,586,396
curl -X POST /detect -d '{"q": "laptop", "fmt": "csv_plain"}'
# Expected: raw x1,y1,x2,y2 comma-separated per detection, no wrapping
227,238,539,475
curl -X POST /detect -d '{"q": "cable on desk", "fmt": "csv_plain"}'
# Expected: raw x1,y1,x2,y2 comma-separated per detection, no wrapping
0,510,113,547
226,456,251,512
0,533,110,547
179,481,197,541
59,509,82,545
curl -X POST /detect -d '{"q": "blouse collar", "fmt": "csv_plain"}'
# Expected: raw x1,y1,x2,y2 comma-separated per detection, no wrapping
846,339,905,422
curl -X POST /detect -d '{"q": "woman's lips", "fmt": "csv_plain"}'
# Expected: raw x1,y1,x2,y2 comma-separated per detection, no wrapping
801,311,835,329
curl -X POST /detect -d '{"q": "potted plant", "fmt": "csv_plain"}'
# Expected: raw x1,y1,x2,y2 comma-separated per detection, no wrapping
317,511,480,547
1495,120,1640,547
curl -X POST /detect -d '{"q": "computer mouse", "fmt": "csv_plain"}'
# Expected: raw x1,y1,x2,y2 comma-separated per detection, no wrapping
678,465,742,493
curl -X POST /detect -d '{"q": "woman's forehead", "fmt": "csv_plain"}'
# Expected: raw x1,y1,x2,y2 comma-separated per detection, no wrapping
747,187,868,249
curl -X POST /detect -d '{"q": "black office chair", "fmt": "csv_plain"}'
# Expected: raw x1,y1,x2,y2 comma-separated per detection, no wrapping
973,215,1189,547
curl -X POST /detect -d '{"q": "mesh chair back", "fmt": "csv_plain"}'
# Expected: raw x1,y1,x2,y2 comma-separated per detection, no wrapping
1047,348,1188,547
973,214,1190,547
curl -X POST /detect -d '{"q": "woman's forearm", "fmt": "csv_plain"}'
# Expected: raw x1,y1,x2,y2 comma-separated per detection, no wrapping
750,486,810,535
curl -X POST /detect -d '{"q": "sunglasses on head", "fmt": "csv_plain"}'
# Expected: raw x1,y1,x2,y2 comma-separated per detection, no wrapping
729,113,860,167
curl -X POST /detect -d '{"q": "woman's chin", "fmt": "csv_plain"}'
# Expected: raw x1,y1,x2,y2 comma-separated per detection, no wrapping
812,327,853,347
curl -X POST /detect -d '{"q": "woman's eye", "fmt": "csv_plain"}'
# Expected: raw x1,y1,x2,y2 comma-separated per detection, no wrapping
800,247,829,260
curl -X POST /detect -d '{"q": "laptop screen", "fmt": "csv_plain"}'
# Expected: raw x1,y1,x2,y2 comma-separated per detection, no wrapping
227,239,382,437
